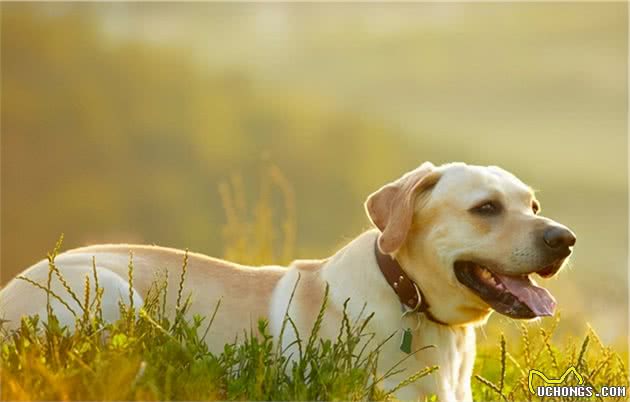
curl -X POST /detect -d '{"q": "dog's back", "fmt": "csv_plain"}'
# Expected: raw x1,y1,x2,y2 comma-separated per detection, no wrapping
0,245,287,353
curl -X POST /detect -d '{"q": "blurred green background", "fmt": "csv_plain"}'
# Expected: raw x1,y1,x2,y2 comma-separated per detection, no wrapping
1,3,627,347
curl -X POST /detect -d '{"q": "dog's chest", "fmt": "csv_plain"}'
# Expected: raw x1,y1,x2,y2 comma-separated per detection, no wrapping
379,318,476,401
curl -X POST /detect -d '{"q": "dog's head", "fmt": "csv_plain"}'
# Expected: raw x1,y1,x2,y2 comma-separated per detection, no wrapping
365,162,576,325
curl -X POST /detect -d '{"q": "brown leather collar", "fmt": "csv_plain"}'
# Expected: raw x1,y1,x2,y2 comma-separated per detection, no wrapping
374,239,446,325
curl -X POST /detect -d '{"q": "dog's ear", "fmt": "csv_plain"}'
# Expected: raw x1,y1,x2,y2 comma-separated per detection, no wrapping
365,162,441,254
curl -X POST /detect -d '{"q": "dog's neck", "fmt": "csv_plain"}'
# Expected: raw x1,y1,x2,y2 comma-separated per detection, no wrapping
394,243,493,326
373,241,447,325
321,230,490,326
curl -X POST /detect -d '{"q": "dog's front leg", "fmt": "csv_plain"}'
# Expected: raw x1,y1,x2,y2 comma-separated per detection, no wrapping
379,340,458,402
455,327,476,402
384,322,475,402
384,373,458,402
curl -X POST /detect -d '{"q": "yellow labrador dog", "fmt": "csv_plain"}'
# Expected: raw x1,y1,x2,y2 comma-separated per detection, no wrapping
0,162,575,401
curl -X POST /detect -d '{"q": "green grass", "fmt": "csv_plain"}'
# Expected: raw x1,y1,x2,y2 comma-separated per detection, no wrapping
1,180,628,401
1,239,437,401
1,239,627,401
474,321,628,402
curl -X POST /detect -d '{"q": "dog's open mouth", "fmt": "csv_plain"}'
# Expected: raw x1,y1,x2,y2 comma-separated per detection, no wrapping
454,261,560,319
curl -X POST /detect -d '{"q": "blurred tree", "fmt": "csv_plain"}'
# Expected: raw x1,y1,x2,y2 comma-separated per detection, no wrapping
1,5,427,280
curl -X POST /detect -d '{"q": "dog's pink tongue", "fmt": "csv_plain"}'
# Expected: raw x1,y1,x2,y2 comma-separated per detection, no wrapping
499,275,556,316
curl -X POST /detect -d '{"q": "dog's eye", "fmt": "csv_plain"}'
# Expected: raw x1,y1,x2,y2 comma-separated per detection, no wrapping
532,201,540,215
471,201,501,216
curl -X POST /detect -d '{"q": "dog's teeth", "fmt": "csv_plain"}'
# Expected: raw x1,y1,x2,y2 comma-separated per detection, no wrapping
478,268,500,287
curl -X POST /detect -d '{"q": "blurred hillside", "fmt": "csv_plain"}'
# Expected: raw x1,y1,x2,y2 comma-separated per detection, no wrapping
1,3,627,344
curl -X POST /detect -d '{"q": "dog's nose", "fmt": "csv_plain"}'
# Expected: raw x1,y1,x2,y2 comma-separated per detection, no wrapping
543,226,576,249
